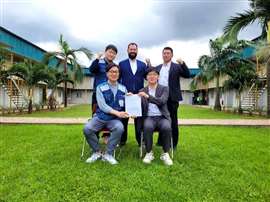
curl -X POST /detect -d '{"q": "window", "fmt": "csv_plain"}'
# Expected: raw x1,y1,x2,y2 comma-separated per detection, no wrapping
76,91,82,98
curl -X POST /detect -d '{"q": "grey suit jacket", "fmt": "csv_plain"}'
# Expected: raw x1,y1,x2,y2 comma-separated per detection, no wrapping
139,84,171,121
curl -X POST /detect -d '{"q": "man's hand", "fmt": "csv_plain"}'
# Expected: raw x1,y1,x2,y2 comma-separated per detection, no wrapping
96,52,104,59
126,92,133,96
145,58,151,66
115,111,129,118
176,58,184,65
138,92,149,98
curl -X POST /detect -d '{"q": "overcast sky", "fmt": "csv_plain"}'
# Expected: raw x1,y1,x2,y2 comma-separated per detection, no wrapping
0,0,261,67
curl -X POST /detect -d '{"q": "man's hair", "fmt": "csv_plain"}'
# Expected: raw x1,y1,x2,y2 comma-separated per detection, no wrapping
127,42,138,49
145,67,159,76
106,63,120,72
105,44,118,54
163,47,173,54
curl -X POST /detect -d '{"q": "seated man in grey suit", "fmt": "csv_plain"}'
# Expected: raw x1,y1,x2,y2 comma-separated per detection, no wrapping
138,67,173,166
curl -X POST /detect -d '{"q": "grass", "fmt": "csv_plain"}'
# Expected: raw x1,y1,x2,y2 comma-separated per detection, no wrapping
4,104,92,118
1,124,269,201
178,105,266,119
2,104,266,119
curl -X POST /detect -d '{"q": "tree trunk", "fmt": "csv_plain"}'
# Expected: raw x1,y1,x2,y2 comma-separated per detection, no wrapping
48,88,56,111
214,73,221,111
267,58,270,117
64,58,68,108
64,81,67,108
267,21,270,117
238,91,243,114
28,88,33,114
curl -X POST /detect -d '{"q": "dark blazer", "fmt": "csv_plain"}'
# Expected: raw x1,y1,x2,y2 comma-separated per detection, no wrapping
156,62,190,102
140,84,171,121
119,59,147,93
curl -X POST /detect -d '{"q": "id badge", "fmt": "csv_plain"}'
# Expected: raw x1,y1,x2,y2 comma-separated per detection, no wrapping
119,99,124,107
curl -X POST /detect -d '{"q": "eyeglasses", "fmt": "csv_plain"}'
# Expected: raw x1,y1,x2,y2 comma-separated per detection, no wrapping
147,73,158,76
108,70,119,74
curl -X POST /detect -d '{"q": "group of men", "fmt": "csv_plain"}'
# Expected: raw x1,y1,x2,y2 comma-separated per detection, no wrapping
83,43,190,165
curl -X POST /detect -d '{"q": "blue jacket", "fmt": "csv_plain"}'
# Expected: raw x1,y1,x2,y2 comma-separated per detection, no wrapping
89,59,108,90
119,59,147,94
95,82,126,121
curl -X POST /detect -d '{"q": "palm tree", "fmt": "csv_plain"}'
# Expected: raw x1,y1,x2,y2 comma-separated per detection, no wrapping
46,68,74,110
223,0,270,116
43,34,93,107
256,41,270,116
8,60,53,113
223,58,257,113
196,37,234,110
223,0,270,41
195,38,253,111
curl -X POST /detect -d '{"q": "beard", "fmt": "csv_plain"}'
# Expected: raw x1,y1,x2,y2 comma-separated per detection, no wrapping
128,52,137,60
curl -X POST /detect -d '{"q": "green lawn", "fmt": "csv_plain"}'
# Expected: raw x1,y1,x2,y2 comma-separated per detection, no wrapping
3,104,266,119
1,125,269,201
178,105,266,119
4,104,92,118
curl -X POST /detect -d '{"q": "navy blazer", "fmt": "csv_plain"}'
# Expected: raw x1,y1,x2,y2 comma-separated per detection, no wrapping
156,62,190,102
119,59,147,94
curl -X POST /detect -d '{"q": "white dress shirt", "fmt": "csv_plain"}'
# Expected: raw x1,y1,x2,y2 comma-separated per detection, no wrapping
158,61,171,86
129,59,137,75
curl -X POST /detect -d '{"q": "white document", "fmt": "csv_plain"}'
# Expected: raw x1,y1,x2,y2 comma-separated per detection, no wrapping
125,95,142,117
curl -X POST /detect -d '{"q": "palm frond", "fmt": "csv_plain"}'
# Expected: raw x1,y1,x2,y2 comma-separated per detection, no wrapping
223,10,256,41
73,62,83,83
74,47,93,60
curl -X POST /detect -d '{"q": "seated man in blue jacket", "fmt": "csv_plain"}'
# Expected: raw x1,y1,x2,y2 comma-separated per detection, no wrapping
83,63,129,165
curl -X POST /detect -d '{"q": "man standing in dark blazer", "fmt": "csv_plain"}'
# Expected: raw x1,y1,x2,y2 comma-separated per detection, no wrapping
155,47,190,149
119,43,148,146
89,44,118,113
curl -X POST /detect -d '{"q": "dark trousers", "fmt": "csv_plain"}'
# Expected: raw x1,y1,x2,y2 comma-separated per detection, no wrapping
143,116,171,153
157,99,179,148
91,92,97,114
121,117,142,145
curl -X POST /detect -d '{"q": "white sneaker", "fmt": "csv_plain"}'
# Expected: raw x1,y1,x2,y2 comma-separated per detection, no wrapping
86,152,102,163
102,153,118,165
160,153,173,166
143,151,154,164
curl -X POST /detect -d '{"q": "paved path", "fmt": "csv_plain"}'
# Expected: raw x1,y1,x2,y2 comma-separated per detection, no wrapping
1,117,269,126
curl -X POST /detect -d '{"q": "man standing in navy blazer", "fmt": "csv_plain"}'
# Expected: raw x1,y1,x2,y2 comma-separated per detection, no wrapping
155,47,190,149
119,43,148,146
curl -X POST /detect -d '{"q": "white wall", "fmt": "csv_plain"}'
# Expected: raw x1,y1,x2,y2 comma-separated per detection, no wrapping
70,89,92,104
181,91,193,104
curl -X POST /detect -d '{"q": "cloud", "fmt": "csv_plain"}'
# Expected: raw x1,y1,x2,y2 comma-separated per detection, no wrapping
1,0,261,67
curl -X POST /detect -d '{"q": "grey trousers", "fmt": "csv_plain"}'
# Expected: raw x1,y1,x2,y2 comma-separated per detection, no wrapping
143,116,171,153
83,116,124,155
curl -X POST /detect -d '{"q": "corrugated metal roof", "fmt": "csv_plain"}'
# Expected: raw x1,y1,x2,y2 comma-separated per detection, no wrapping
241,46,256,59
189,68,200,77
0,26,83,74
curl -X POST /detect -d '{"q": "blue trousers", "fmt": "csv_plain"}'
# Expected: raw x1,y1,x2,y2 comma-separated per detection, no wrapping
83,116,124,155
